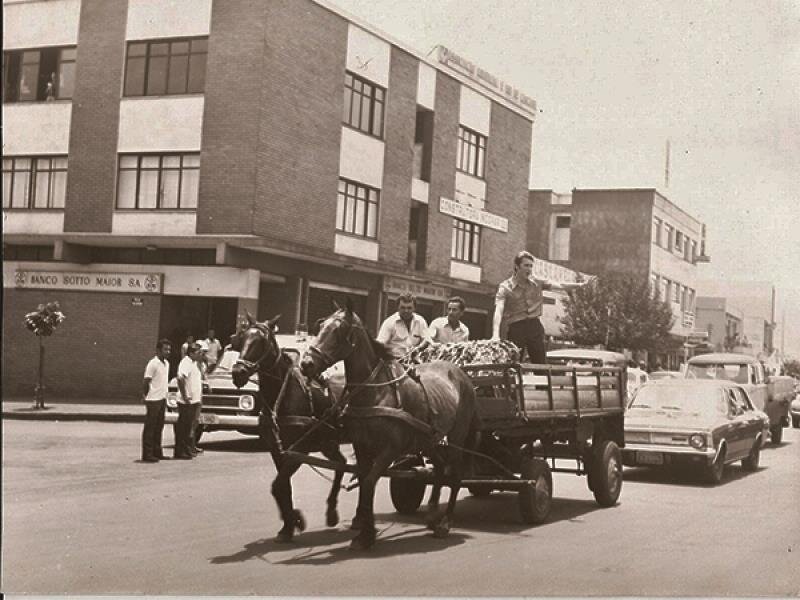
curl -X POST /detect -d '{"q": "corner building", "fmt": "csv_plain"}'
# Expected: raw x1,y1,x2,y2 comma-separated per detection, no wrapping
3,0,535,398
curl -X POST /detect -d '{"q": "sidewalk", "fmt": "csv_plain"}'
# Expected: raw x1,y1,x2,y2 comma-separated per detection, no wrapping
2,397,145,423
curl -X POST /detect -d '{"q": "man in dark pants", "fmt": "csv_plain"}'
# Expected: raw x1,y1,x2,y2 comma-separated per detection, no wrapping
492,251,592,363
175,342,204,459
141,339,172,462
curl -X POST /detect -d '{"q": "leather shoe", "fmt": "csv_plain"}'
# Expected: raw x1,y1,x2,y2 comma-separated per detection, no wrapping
192,447,204,454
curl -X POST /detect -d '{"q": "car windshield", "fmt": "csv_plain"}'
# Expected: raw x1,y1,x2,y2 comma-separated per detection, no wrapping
215,350,239,372
629,385,725,417
650,371,678,380
686,363,748,383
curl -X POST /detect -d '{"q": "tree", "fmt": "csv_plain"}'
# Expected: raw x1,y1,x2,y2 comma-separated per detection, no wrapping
560,272,676,352
24,301,66,409
784,359,800,379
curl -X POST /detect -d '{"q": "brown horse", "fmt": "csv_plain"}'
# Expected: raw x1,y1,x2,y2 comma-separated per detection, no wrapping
300,305,479,550
231,315,347,543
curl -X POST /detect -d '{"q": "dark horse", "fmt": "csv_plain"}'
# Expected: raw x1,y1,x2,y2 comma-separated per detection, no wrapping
300,305,479,550
231,314,346,543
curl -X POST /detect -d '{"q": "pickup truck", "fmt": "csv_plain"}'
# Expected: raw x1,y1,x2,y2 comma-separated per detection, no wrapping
165,334,344,442
685,353,794,444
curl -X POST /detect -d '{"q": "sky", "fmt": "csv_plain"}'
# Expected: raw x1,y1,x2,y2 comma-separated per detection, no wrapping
328,0,800,358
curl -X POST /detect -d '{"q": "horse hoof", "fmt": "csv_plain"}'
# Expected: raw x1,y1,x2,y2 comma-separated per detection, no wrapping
349,533,376,550
326,508,340,528
274,531,294,543
350,514,366,531
432,523,450,538
293,510,306,533
424,511,441,531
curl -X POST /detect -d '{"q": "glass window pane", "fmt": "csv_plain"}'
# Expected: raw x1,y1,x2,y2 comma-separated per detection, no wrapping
354,199,366,235
19,60,39,101
60,47,77,61
138,169,159,208
171,41,190,55
12,170,30,207
128,43,147,57
360,95,371,131
150,43,169,56
141,156,160,169
336,192,345,230
162,155,180,168
451,224,458,258
52,171,67,208
117,170,137,208
167,53,189,94
160,169,180,208
190,38,208,53
372,100,383,137
344,195,355,233
120,155,138,169
343,87,352,124
57,61,75,99
53,157,68,169
187,53,206,93
179,169,199,208
34,171,51,208
124,56,146,96
350,90,361,129
182,154,200,167
366,202,377,238
3,171,13,208
146,56,168,95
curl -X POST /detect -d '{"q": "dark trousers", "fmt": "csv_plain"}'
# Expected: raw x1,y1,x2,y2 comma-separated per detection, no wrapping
175,402,200,457
142,399,166,460
507,317,546,364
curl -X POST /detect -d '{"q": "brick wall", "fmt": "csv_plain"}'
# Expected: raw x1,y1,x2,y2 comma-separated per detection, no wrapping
63,0,128,233
570,189,653,277
379,47,418,268
482,104,533,286
195,0,269,233
426,73,460,276
2,289,161,399
527,190,556,259
250,0,347,250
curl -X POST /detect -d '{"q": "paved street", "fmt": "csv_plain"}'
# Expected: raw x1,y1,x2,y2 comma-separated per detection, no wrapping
2,419,799,596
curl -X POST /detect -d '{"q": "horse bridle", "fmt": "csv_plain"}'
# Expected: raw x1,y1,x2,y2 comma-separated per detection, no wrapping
305,317,361,371
235,324,282,378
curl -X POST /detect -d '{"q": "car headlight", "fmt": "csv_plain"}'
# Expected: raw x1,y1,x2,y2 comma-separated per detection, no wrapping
166,392,179,408
689,433,707,449
239,394,255,411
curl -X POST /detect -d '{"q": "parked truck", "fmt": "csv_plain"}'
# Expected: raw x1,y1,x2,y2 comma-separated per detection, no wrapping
685,352,794,443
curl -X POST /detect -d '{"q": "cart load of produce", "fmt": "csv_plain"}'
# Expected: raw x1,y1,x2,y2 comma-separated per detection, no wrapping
400,339,521,367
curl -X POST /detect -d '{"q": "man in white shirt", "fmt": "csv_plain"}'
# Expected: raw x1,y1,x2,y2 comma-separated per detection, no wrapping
377,293,429,359
204,329,223,372
175,342,205,459
141,339,171,463
427,296,470,344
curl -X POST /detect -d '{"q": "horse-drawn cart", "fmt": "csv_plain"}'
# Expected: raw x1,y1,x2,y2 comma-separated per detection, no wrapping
287,360,626,526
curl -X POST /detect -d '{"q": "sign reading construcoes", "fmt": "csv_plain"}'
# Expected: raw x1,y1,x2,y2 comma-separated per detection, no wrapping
439,197,508,233
14,270,163,294
383,276,449,301
436,46,537,119
531,258,588,285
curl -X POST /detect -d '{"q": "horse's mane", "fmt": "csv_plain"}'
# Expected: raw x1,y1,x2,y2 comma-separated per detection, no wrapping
368,335,394,362
331,308,394,362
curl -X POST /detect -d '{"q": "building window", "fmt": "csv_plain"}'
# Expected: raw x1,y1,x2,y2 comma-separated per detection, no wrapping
550,214,571,261
116,153,200,210
663,223,673,251
342,72,385,138
336,178,378,239
652,217,662,246
650,273,660,299
673,281,681,304
456,126,487,178
690,239,697,263
3,156,67,209
451,219,481,264
124,37,207,97
3,47,76,102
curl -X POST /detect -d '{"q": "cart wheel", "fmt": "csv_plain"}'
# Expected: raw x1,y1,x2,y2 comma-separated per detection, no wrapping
390,478,426,514
592,440,622,507
467,485,493,498
518,458,552,525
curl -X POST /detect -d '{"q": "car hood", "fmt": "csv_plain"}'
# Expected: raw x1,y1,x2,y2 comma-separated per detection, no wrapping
625,409,719,431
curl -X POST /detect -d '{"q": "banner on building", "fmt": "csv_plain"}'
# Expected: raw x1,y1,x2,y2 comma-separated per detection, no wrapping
439,197,508,232
14,270,163,294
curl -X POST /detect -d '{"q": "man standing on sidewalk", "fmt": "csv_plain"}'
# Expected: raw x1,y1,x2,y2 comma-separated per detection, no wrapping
141,339,171,463
175,342,204,459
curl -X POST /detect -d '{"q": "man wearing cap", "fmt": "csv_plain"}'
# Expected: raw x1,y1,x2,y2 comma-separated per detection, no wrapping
175,341,205,459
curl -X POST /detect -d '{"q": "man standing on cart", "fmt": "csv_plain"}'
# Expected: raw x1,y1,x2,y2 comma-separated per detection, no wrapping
492,251,592,363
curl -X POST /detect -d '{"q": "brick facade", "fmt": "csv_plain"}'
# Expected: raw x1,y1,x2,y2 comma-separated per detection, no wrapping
2,289,161,399
63,0,128,233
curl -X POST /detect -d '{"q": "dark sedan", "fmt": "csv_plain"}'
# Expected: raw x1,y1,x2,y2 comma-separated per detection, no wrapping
623,380,768,484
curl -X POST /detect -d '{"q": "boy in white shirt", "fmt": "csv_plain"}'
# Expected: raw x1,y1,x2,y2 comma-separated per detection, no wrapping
175,342,204,459
141,339,172,462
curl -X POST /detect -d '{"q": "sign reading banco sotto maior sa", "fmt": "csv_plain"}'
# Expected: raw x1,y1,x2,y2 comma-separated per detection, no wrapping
14,269,163,294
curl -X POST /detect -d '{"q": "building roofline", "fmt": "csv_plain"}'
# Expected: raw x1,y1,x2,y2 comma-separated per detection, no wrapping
310,0,536,122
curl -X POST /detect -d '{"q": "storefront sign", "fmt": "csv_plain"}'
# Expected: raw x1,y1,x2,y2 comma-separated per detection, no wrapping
14,270,163,294
531,258,589,285
383,276,449,301
437,46,537,119
439,197,508,233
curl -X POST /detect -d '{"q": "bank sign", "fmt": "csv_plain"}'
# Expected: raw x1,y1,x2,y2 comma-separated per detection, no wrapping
14,270,163,294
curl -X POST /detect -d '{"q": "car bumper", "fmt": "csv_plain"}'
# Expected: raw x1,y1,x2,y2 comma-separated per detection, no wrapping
164,411,259,429
622,443,716,467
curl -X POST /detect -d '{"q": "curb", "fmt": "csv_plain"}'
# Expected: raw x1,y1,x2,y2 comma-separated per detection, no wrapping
2,411,143,424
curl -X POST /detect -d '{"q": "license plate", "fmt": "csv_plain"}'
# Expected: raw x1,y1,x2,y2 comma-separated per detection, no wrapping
637,451,663,465
199,414,219,425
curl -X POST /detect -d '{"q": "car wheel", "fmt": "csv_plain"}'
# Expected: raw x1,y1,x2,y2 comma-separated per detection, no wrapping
741,440,760,471
592,440,623,507
770,424,783,445
518,458,552,525
704,447,725,484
